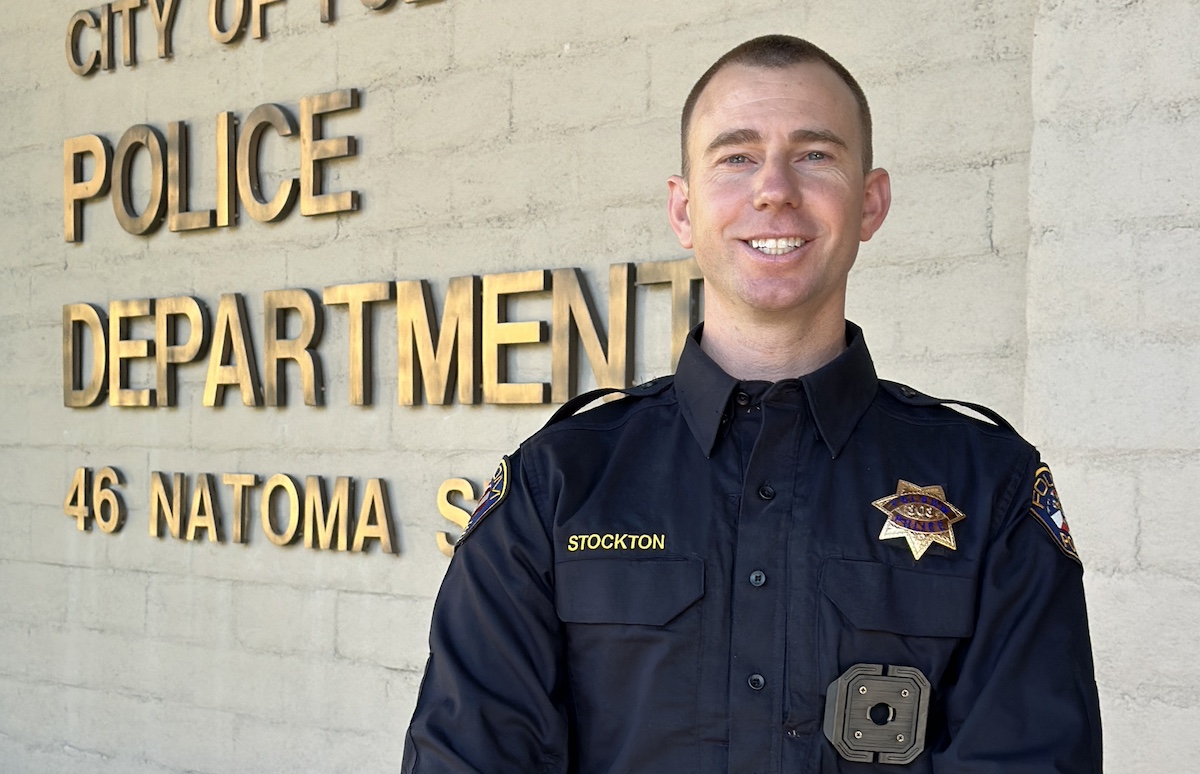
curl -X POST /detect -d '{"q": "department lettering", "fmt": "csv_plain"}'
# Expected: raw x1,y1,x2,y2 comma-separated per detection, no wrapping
62,258,702,409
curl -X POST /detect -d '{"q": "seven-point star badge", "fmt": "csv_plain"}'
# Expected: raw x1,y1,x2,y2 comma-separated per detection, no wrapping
873,481,966,560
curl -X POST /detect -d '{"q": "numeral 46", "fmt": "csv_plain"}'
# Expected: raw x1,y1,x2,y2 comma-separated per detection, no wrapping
64,466,126,533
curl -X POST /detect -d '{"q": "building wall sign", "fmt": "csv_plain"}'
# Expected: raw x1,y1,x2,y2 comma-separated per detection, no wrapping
60,259,702,558
63,466,396,552
64,0,421,79
64,90,362,241
62,263,701,410
53,0,704,562
62,0,432,241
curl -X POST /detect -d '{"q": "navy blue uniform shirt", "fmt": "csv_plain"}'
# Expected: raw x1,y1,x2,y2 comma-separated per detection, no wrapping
403,323,1102,773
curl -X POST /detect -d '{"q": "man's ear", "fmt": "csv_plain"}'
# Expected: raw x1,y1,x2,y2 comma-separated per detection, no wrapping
667,175,693,249
860,167,892,242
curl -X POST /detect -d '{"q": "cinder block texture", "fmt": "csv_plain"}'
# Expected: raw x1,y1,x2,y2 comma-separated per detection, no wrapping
2,1,1197,771
1027,0,1200,768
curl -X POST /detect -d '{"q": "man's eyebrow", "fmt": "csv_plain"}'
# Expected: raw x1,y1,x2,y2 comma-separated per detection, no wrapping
703,128,849,156
704,129,762,155
790,128,848,148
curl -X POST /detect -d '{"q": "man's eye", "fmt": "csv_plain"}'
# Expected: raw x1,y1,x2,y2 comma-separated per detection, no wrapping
803,151,827,161
724,154,750,164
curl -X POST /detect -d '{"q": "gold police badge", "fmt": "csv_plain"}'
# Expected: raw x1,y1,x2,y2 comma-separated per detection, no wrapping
873,481,966,560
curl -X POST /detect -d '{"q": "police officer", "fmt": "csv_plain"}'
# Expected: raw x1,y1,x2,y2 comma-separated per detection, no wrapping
402,35,1102,772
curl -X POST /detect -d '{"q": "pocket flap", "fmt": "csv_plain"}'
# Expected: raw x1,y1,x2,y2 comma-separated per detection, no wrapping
556,557,704,625
821,558,976,638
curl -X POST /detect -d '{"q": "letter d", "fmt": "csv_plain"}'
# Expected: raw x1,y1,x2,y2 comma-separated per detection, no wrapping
63,303,108,407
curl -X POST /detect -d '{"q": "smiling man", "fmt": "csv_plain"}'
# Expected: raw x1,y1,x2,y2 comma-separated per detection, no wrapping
402,36,1102,773
667,53,890,381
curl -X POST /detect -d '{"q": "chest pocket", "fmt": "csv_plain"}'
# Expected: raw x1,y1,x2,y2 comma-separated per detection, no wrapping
556,557,704,626
820,558,977,638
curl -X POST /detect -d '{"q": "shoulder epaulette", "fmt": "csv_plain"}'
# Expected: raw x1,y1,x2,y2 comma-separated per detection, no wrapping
879,380,1016,433
542,376,674,429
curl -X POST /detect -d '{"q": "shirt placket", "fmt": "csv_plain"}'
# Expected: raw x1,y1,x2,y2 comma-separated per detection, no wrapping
727,387,802,773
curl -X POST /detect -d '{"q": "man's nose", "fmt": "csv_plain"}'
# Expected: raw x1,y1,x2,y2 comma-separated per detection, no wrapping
752,157,801,210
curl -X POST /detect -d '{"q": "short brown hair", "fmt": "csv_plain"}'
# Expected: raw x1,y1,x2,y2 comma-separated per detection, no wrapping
680,35,873,177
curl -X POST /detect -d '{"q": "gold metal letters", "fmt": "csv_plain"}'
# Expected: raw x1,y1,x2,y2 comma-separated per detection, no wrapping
155,296,207,407
110,0,144,67
436,478,473,558
149,0,180,58
149,471,185,539
223,472,259,544
263,289,323,407
299,89,361,217
550,264,632,402
215,111,238,227
63,303,108,407
261,473,302,546
324,282,393,406
64,466,126,533
129,470,395,551
167,122,216,232
250,0,284,40
64,91,361,241
208,0,249,44
65,262,702,409
482,270,549,404
635,257,703,371
108,298,155,407
65,10,101,76
305,476,352,551
352,478,394,553
237,104,299,223
203,293,263,407
112,125,167,235
186,473,222,542
397,277,479,406
63,134,112,243
66,0,180,74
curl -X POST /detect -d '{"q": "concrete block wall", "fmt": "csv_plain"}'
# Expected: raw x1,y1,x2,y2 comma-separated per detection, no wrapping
1,0,1196,770
1026,0,1200,770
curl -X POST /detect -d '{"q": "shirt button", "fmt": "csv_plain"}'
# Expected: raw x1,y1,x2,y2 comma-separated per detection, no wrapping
786,729,800,738
747,674,765,691
758,484,775,500
735,391,751,406
749,570,766,587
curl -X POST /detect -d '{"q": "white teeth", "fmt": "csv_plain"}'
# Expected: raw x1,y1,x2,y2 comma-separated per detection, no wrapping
749,237,805,255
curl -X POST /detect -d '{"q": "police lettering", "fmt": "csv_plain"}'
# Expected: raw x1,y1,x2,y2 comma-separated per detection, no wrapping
63,89,361,242
565,533,666,552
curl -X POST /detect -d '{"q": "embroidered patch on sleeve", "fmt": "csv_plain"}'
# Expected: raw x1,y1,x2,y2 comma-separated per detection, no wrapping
456,457,510,548
1029,465,1080,563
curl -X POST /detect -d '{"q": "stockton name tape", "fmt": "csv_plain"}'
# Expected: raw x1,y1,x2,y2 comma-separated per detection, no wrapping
566,533,667,552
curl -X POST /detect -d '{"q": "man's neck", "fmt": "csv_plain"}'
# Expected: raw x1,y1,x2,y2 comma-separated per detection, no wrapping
699,304,848,382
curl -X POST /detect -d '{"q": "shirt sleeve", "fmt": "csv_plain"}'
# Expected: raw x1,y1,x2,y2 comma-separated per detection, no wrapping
934,453,1103,772
402,449,570,774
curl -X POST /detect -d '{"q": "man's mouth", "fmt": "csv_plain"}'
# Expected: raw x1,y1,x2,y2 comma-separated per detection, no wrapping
747,237,806,256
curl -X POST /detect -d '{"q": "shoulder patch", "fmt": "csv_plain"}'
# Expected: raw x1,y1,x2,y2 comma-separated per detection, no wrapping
456,457,510,547
1029,465,1080,564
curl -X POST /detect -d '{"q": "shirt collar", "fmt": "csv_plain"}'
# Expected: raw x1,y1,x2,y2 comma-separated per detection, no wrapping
674,321,878,458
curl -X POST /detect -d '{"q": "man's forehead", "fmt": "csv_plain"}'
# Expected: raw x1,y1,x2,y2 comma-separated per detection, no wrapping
688,61,860,146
